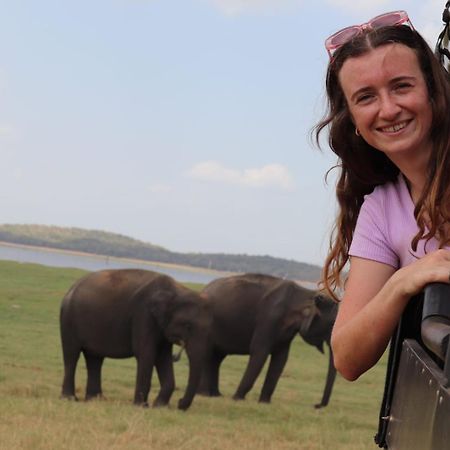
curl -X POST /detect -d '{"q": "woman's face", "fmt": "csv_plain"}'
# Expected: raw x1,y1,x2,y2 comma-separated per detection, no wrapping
338,43,433,165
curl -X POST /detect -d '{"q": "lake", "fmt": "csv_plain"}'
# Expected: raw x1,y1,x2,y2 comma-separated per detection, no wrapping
0,243,227,284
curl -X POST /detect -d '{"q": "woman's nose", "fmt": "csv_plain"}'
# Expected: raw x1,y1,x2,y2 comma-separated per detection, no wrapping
378,94,402,119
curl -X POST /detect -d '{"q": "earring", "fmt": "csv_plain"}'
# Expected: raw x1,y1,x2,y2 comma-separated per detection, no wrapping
355,128,360,136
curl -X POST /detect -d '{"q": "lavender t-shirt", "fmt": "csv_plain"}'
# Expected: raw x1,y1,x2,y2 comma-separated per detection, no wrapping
349,174,441,269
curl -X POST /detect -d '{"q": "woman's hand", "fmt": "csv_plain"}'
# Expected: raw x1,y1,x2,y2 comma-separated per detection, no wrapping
391,249,450,298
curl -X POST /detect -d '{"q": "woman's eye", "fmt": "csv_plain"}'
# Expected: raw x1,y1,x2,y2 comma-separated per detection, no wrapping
356,94,373,104
395,83,412,92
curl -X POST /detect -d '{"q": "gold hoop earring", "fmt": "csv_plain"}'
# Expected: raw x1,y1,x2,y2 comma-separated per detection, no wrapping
355,128,360,136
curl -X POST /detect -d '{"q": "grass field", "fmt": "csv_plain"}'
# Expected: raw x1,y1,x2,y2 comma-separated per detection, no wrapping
0,261,387,449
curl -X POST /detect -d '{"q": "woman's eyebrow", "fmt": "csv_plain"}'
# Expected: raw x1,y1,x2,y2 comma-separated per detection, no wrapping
389,75,417,84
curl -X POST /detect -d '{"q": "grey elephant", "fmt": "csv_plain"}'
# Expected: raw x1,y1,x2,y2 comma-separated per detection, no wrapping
197,273,337,408
60,269,211,410
301,292,338,408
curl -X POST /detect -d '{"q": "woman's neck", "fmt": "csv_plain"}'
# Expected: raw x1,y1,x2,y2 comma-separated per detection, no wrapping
388,153,429,205
403,174,424,205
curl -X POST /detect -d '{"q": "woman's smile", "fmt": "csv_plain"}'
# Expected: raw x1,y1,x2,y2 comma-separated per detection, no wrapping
378,119,411,134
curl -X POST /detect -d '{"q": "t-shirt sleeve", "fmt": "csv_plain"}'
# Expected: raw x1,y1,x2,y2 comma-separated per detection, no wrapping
349,192,399,268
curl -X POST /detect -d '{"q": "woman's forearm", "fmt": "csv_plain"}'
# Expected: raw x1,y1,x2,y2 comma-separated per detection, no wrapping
331,271,410,380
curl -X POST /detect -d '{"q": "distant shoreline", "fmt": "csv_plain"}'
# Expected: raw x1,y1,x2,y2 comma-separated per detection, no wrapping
0,241,235,277
0,240,318,288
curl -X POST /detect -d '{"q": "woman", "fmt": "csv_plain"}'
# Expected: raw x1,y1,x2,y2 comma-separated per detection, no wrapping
315,11,450,381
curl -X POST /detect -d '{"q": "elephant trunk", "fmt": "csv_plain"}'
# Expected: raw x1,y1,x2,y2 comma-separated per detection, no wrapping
314,342,337,409
177,340,207,410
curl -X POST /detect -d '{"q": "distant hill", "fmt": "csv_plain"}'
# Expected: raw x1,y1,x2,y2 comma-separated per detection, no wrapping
0,224,323,282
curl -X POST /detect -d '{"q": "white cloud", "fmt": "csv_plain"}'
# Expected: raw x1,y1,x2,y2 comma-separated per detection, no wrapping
242,165,295,189
204,0,304,16
188,161,295,190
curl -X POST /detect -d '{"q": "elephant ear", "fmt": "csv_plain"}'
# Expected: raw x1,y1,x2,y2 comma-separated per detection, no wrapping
314,292,338,314
314,293,338,320
300,292,338,350
301,330,325,354
265,281,318,335
137,276,177,330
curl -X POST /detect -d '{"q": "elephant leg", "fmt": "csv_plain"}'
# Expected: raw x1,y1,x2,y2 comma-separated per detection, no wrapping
315,344,337,409
199,351,225,396
134,349,155,407
84,353,104,400
233,350,270,401
153,342,175,407
259,341,291,403
208,352,226,396
61,345,81,400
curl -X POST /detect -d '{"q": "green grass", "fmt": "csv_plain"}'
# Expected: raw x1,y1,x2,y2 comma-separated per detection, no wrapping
0,261,387,449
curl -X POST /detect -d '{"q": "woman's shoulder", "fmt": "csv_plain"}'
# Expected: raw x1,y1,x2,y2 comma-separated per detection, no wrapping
350,174,415,268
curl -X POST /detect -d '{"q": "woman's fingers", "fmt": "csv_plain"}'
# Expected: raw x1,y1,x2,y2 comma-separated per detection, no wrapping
400,249,450,297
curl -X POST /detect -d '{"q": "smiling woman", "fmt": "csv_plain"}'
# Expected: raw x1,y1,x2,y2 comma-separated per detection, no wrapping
314,11,450,381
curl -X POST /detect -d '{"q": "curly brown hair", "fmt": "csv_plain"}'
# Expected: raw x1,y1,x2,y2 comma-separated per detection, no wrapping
314,25,450,301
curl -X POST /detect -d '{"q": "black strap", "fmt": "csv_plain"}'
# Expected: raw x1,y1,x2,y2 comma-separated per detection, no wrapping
435,2,450,67
373,324,403,448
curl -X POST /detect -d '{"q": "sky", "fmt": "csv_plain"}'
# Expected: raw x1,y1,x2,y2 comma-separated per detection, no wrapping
0,0,446,266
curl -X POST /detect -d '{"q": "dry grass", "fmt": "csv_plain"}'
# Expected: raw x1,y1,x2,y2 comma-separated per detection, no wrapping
0,261,387,450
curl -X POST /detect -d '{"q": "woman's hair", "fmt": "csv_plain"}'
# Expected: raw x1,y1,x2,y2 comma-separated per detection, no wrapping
315,25,450,301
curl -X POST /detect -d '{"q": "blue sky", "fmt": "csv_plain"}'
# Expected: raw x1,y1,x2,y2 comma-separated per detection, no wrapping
0,0,445,266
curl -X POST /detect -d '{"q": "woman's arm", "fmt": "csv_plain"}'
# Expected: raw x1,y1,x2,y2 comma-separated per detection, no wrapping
331,249,450,381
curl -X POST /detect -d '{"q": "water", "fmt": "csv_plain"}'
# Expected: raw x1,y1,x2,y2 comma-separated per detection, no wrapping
0,243,226,284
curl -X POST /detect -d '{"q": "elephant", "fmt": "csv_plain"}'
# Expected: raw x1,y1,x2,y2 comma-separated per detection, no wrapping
301,292,338,408
60,269,211,410
197,273,338,408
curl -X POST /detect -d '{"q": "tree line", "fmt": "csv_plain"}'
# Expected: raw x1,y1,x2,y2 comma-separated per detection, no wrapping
0,224,322,282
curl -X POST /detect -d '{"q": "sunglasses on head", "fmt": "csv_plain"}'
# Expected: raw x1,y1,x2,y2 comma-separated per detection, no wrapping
325,10,415,59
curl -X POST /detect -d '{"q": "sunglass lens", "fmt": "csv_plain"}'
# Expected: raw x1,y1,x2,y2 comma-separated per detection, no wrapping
331,27,361,47
370,12,404,29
